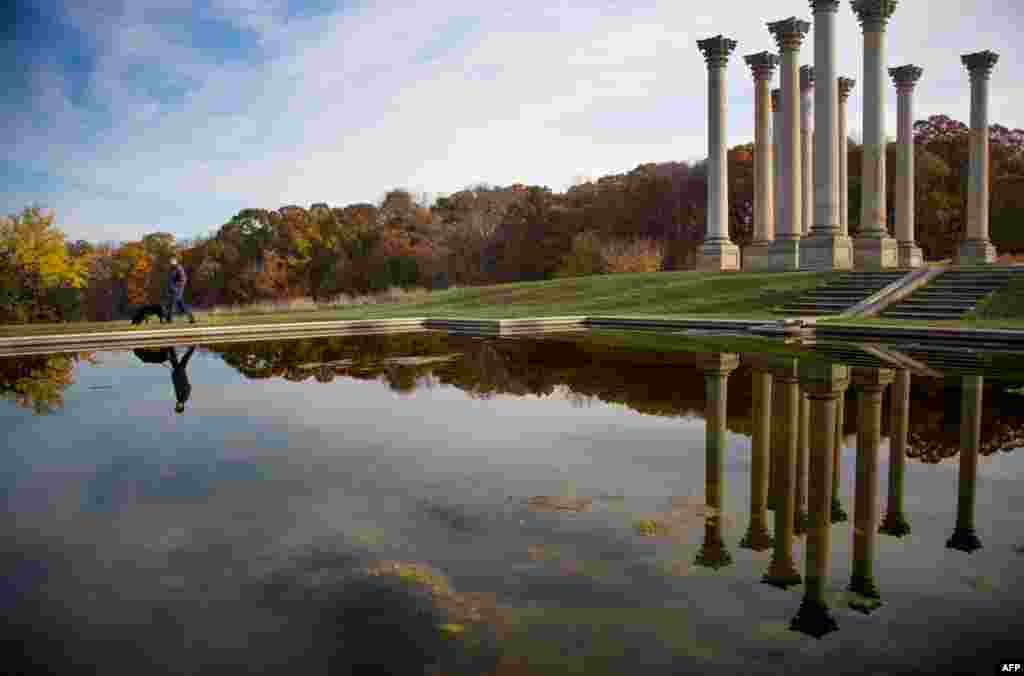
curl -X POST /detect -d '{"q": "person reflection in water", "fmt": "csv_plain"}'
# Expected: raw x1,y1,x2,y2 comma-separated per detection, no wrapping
134,345,196,413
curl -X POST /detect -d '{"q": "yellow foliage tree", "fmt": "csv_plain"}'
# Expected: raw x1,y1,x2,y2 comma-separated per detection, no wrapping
0,207,89,289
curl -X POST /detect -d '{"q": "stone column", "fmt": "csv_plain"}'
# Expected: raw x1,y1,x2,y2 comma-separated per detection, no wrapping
801,0,854,270
958,51,1000,265
695,353,739,569
791,363,848,639
794,392,810,535
743,52,780,271
838,77,856,236
880,369,911,537
767,376,783,511
947,375,984,552
772,88,783,250
767,18,811,271
800,65,815,238
762,362,802,588
852,0,898,269
848,367,894,614
742,370,774,551
696,36,741,272
831,387,849,522
889,65,924,268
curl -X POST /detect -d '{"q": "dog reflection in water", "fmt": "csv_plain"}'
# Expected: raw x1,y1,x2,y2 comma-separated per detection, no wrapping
133,346,196,413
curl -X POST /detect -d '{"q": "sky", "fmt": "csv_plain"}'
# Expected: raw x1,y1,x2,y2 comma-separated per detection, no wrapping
2,0,1023,244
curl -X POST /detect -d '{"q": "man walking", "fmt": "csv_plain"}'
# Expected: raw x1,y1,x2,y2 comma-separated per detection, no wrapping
166,257,196,324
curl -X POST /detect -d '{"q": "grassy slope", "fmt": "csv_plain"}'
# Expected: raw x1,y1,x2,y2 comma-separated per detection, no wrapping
0,271,834,338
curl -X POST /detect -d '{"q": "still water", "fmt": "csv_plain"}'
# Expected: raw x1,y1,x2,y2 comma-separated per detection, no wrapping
2,330,1023,675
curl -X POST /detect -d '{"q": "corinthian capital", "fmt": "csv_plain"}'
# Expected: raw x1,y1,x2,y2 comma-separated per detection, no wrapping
767,17,811,52
745,51,780,80
851,0,898,30
889,65,923,91
962,50,999,79
697,35,738,69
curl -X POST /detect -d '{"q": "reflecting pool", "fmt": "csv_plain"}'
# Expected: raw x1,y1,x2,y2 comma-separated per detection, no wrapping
2,330,1024,675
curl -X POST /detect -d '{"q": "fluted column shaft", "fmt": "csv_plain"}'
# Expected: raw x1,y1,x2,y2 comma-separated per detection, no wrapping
881,369,911,536
800,66,815,237
772,89,783,243
849,367,893,610
891,66,924,267
697,36,740,271
763,373,802,587
743,371,774,550
852,0,898,268
791,389,839,636
838,78,855,236
812,1,840,237
948,376,984,552
696,353,739,569
959,51,999,264
767,19,811,271
831,387,848,522
795,392,811,534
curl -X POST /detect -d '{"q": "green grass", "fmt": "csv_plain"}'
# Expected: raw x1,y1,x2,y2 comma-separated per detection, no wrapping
0,270,835,339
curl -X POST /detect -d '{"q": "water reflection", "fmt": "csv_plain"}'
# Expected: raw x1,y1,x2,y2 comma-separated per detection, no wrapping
1,331,1023,673
135,346,197,414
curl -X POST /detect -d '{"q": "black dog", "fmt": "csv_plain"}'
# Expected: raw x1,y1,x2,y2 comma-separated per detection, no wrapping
130,304,168,325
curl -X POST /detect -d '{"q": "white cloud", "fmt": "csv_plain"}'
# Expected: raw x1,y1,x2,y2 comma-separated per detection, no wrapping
6,0,1024,243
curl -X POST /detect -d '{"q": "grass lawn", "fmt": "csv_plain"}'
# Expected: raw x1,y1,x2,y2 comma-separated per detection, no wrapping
0,270,836,339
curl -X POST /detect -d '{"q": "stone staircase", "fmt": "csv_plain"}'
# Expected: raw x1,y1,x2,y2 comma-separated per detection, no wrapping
879,266,1024,320
775,271,907,316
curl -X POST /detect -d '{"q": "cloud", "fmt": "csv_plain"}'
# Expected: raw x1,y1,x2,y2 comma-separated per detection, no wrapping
2,0,1023,243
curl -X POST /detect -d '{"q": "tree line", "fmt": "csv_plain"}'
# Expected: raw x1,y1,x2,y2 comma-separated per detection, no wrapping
1,114,1022,324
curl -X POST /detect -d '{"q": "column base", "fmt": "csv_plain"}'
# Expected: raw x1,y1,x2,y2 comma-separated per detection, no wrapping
897,242,924,268
800,233,854,271
739,522,774,552
694,538,733,570
790,597,839,638
957,239,997,266
767,238,801,271
762,559,802,589
946,527,983,553
742,241,774,271
848,574,881,599
696,239,740,272
853,236,898,269
879,512,911,538
793,510,809,536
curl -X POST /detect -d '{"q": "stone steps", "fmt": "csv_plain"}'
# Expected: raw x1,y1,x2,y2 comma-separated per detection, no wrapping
775,271,908,315
878,267,1020,319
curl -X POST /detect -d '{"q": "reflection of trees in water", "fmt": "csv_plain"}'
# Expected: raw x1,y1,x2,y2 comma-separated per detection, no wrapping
0,352,95,414
211,336,1024,461
904,380,1024,463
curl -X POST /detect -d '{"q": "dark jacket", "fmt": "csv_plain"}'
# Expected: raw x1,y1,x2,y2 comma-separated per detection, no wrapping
169,264,187,290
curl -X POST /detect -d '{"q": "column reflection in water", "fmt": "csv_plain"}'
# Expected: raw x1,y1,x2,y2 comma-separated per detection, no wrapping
848,367,894,613
741,370,774,551
695,353,740,570
794,391,811,535
762,360,802,588
947,375,984,553
880,369,912,537
767,382,783,511
831,386,848,523
791,364,849,638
